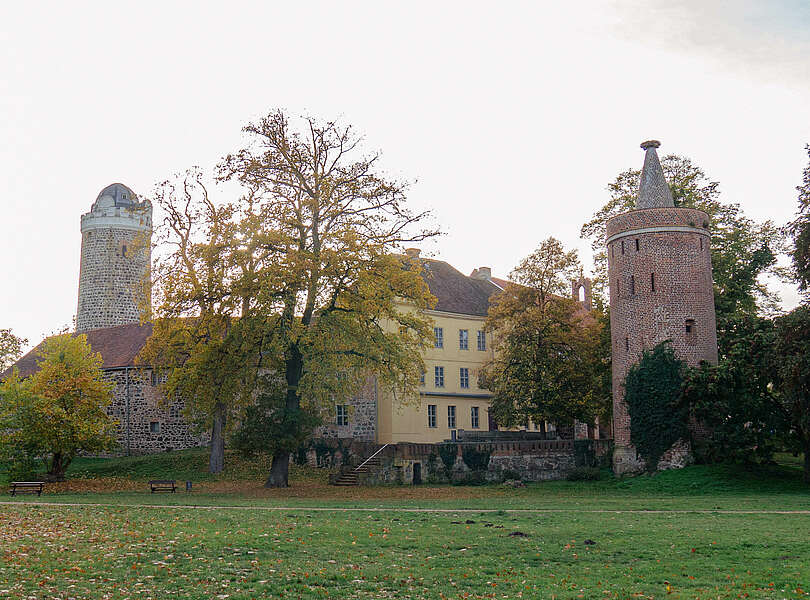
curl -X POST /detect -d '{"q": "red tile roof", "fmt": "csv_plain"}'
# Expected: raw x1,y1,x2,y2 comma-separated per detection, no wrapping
2,322,153,380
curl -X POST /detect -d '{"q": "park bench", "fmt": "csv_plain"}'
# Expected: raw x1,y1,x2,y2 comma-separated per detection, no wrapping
148,480,177,493
10,481,45,496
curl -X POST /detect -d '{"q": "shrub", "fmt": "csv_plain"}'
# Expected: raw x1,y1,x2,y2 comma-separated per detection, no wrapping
567,466,601,481
501,469,522,482
437,444,458,477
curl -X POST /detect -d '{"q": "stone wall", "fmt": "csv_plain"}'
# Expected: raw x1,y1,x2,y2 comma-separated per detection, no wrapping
324,439,613,485
313,376,377,441
104,368,206,454
77,198,151,333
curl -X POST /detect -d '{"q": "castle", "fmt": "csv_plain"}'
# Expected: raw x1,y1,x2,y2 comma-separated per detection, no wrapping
6,142,717,472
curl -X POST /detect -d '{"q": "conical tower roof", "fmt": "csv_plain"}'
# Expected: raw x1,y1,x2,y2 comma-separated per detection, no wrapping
636,140,674,209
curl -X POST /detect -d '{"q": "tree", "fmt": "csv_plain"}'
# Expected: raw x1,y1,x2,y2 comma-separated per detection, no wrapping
139,168,262,474
0,328,27,373
480,238,609,429
788,144,810,293
682,315,783,465
624,342,688,472
213,110,438,487
774,306,810,483
0,334,117,481
581,154,785,343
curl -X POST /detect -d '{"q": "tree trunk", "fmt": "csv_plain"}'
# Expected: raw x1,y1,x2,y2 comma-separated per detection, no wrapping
265,347,303,488
46,452,71,482
266,452,290,488
209,402,226,474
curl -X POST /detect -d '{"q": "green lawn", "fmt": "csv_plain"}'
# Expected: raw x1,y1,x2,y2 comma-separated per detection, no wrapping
1,451,809,598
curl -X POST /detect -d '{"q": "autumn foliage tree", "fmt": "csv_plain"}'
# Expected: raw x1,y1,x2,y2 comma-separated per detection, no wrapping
0,328,27,373
481,238,609,430
0,334,116,481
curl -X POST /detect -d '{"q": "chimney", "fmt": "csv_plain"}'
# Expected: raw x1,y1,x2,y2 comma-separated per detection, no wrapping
404,248,421,258
471,266,492,280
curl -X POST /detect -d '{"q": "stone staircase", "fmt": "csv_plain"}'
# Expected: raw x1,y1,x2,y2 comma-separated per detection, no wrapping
331,444,388,486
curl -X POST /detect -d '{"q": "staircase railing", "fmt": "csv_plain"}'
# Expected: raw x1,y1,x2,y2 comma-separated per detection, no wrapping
354,443,389,471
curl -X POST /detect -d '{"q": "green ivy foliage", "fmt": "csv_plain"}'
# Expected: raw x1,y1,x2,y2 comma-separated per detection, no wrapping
625,343,688,471
461,446,491,471
437,444,458,477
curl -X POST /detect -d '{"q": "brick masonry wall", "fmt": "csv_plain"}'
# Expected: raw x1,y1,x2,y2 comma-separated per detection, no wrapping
104,369,207,454
607,206,718,474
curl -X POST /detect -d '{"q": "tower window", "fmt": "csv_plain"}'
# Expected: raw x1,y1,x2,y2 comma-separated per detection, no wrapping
685,319,697,345
700,238,704,251
621,240,625,255
650,273,655,292
625,337,629,352
121,244,127,257
630,275,635,296
149,421,161,434
635,239,640,252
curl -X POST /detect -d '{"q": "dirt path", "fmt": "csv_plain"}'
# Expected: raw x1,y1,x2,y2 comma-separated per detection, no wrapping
2,501,810,514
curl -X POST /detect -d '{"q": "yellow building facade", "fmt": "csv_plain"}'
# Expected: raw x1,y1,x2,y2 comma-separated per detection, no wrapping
375,255,502,444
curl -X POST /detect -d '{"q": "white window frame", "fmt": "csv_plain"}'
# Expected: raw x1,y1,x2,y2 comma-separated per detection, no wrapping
471,406,479,429
447,405,456,429
428,404,437,428
459,367,469,389
336,404,349,427
477,330,486,351
434,327,443,348
434,366,444,387
459,329,468,350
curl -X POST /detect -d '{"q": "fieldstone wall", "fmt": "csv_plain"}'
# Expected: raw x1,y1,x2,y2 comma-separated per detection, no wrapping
313,376,377,441
104,368,206,454
77,200,152,333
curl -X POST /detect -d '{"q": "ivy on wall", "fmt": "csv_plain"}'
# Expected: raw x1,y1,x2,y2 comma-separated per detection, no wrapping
624,342,688,471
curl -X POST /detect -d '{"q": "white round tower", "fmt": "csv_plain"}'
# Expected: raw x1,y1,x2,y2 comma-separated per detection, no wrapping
76,183,152,332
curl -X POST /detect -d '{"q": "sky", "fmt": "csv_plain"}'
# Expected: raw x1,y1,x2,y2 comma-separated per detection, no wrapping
2,1,809,349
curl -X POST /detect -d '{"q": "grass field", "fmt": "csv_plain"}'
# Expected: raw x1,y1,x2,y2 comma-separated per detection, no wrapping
1,451,809,598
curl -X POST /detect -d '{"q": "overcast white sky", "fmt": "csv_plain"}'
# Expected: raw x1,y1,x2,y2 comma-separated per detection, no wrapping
2,1,809,348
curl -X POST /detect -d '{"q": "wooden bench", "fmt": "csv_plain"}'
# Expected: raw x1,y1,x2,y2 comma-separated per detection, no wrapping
148,480,177,493
10,481,45,496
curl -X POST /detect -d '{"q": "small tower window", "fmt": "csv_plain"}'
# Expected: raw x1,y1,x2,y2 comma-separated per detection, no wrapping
635,239,640,252
621,240,625,255
625,337,629,352
121,244,128,257
650,273,655,292
630,275,635,296
149,421,161,434
700,238,704,251
685,319,697,345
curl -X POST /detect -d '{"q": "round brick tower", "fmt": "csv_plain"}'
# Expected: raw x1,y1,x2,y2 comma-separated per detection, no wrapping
607,141,718,475
76,183,152,333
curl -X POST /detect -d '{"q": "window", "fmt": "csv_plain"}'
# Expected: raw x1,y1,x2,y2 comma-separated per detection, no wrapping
477,330,486,351
336,404,349,427
420,371,425,385
460,367,469,389
621,240,625,255
700,238,704,251
471,406,480,429
459,329,468,350
447,405,456,428
434,366,444,387
685,319,697,345
635,238,640,252
434,327,444,348
150,370,158,387
121,244,128,258
625,337,629,352
428,404,437,428
630,275,635,295
149,421,161,434
650,272,655,292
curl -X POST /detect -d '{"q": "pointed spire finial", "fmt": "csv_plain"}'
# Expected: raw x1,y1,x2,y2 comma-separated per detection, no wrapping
636,140,674,209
